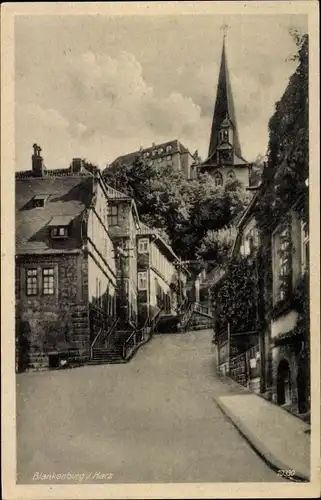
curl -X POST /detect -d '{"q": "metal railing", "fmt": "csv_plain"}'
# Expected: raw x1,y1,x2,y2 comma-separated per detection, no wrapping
191,302,211,316
229,344,260,387
122,307,163,360
90,317,119,359
179,301,193,329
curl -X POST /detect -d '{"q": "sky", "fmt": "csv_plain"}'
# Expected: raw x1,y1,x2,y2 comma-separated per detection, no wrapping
15,13,308,171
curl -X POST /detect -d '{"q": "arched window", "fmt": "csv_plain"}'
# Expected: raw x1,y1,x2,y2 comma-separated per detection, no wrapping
220,129,229,142
227,170,236,182
214,172,223,187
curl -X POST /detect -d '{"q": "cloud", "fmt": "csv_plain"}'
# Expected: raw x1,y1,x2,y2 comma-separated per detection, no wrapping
16,50,210,169
15,15,306,170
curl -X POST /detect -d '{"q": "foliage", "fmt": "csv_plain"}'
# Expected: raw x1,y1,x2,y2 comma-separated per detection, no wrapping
255,31,309,328
258,32,308,233
250,154,266,187
196,226,237,267
103,158,248,262
212,255,259,335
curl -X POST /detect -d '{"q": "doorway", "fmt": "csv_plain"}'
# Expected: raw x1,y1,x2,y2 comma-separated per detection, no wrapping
277,359,292,406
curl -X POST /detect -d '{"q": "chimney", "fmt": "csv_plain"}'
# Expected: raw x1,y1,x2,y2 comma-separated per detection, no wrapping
32,143,45,177
71,158,85,173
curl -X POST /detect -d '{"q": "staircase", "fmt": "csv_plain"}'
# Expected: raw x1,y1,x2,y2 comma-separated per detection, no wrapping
90,344,125,364
88,318,125,365
179,302,213,332
89,308,163,365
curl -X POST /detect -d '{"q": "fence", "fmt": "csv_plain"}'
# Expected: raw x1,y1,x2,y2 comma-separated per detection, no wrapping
229,343,260,389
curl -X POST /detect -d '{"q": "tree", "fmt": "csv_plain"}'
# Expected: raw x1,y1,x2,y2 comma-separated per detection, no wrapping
260,31,308,223
196,226,237,267
102,156,249,263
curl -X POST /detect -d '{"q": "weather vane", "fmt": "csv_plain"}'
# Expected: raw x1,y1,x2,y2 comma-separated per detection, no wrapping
220,24,230,39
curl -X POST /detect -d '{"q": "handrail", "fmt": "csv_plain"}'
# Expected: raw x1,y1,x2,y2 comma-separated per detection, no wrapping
90,316,119,358
105,317,120,346
177,297,188,314
149,306,163,329
122,307,164,359
90,327,103,359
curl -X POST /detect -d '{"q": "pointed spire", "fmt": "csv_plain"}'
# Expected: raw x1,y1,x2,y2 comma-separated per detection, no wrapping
208,33,242,159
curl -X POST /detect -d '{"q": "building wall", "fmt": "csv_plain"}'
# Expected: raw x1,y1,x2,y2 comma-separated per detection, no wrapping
136,236,179,323
209,166,250,187
150,241,176,285
268,207,308,412
87,185,117,309
109,201,138,324
181,152,195,179
16,252,88,355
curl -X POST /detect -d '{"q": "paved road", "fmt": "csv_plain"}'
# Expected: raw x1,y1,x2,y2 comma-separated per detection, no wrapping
16,330,284,483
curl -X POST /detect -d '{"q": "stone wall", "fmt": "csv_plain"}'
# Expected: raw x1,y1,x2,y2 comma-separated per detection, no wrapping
16,252,89,364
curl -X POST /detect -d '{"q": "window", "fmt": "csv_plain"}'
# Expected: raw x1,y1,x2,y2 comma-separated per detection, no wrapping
108,205,119,226
220,129,229,142
273,225,292,304
227,170,236,182
143,152,149,158
26,269,38,296
138,238,149,254
152,150,157,157
166,155,172,161
51,226,68,239
301,221,309,273
138,271,147,291
32,194,48,208
43,268,54,295
166,145,172,153
214,172,223,187
148,160,154,167
158,148,164,154
158,157,162,163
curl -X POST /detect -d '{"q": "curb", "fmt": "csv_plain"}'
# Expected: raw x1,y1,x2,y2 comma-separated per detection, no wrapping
213,396,310,483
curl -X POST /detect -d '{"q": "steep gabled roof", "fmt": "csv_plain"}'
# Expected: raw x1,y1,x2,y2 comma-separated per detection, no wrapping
208,38,242,159
16,176,94,254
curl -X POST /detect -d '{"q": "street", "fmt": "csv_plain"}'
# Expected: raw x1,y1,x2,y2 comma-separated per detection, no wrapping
16,329,284,484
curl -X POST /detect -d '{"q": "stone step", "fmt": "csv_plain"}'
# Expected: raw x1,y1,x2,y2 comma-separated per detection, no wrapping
92,350,122,356
87,358,126,365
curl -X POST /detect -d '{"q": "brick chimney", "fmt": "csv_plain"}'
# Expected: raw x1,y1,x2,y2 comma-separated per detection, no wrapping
32,143,45,177
71,158,85,173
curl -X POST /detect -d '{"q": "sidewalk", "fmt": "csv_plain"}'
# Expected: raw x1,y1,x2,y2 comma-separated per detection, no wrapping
213,375,310,482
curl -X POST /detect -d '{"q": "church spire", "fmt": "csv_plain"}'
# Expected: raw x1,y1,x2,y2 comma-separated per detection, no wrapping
208,31,242,160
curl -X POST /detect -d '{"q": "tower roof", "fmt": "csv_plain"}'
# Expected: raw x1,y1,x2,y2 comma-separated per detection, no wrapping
208,37,242,159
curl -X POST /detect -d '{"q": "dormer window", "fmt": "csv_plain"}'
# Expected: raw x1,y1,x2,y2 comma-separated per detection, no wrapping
166,145,172,153
152,150,157,157
48,215,73,239
158,148,164,154
32,194,48,208
51,226,68,239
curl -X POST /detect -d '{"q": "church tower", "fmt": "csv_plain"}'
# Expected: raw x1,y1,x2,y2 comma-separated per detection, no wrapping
198,31,251,187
